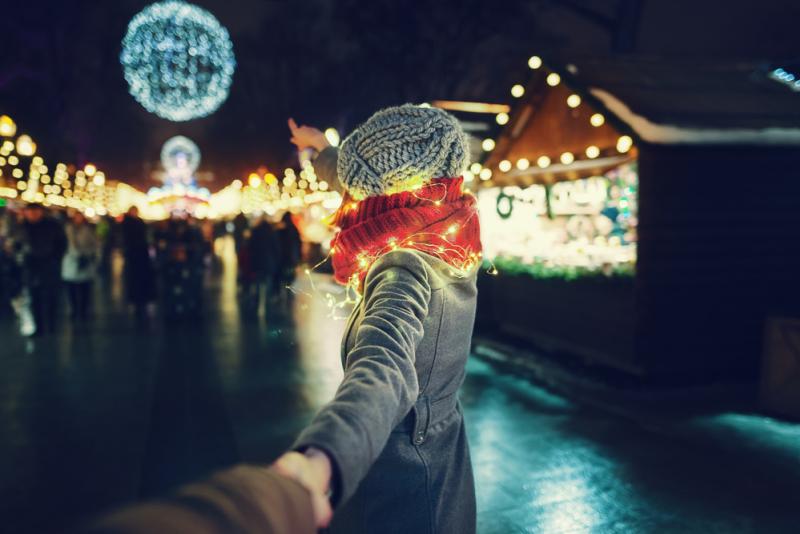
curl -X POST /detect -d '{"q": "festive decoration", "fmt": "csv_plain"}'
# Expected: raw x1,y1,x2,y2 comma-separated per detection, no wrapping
120,0,236,121
769,67,800,92
486,54,637,181
328,177,481,290
161,135,201,182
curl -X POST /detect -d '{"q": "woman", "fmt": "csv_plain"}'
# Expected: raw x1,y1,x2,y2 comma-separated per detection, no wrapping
275,106,482,533
62,210,98,321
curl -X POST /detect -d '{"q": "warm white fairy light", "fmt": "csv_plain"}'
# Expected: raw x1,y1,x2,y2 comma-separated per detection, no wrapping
324,128,340,147
560,152,574,165
511,84,525,98
498,160,512,173
590,113,605,127
528,55,542,69
516,158,530,171
496,112,509,125
546,73,561,87
617,135,633,153
585,145,600,159
566,94,581,108
537,156,551,168
0,116,17,137
15,135,36,156
482,138,496,151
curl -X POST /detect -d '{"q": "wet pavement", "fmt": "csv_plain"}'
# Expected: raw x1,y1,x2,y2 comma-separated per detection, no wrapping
1,238,799,533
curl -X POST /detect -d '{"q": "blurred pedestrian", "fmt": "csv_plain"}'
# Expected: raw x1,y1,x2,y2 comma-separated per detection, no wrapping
62,211,98,322
274,211,302,304
18,203,67,335
278,107,481,533
232,211,249,252
120,207,155,320
95,215,114,279
159,216,206,321
248,215,280,317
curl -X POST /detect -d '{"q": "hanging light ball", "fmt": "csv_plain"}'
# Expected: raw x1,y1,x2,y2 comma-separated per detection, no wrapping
120,0,236,122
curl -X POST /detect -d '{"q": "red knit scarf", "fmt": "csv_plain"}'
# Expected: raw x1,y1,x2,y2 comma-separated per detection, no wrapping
329,177,482,288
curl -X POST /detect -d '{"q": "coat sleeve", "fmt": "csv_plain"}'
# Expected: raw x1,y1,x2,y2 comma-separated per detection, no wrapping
77,465,316,534
292,250,431,507
313,146,339,190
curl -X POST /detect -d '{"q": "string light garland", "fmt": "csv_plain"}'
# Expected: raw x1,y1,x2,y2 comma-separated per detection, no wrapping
492,54,637,179
120,0,236,121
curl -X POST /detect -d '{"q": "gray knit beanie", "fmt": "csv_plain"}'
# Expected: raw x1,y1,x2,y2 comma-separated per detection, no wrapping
337,104,469,199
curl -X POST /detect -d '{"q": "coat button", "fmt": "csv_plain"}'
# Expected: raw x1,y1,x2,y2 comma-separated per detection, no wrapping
414,432,425,445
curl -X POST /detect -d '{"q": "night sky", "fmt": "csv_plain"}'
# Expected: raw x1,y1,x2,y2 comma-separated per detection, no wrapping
1,0,545,190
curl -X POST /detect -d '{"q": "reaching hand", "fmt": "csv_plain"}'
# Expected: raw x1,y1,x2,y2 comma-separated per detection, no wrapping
288,118,331,152
272,449,333,528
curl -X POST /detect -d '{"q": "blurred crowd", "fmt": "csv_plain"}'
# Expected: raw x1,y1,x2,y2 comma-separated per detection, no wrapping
0,203,303,337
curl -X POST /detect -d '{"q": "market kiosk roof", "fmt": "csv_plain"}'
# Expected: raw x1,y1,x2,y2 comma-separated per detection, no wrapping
482,69,635,186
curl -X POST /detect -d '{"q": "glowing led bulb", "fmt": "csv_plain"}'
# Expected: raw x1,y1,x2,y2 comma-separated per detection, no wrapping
481,138,496,151
496,112,509,125
617,135,633,153
324,128,340,147
516,158,530,171
590,113,605,127
15,135,36,156
566,94,581,108
546,73,561,86
585,145,600,159
537,156,551,168
511,84,525,98
0,115,17,137
498,160,512,173
560,152,574,165
528,55,542,69
479,168,492,181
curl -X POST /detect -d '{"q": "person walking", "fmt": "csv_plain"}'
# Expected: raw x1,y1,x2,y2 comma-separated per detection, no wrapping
18,203,67,335
62,210,98,322
276,106,482,533
120,207,156,320
248,215,281,318
274,212,302,305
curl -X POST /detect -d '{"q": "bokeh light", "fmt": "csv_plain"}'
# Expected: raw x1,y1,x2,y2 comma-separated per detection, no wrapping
120,0,236,122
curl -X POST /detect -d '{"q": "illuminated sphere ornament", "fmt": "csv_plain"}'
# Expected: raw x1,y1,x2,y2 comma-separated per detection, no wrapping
120,0,236,121
161,135,201,183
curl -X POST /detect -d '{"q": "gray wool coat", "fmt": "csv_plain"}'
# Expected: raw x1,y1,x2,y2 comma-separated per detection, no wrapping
293,246,478,534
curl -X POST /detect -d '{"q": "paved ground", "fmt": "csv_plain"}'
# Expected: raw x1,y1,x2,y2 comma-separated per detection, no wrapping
1,239,799,533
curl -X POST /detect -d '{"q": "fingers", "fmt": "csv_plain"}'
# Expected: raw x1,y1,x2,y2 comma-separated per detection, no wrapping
272,453,333,528
288,117,298,133
310,491,333,527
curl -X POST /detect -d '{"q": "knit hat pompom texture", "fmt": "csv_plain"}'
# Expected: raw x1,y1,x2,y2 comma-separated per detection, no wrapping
337,104,469,199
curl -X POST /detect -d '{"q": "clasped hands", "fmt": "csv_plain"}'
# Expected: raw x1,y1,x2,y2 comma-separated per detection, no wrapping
271,446,334,528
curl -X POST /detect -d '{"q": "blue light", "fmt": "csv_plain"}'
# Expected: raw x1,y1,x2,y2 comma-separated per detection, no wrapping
120,0,236,121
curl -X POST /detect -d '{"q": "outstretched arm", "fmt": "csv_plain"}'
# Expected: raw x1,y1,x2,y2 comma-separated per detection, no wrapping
277,251,432,510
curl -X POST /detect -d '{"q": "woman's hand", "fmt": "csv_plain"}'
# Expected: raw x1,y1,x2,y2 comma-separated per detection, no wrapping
271,448,333,528
288,118,331,152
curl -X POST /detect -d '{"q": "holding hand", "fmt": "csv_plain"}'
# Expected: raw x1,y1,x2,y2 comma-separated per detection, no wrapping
272,448,333,528
288,118,331,152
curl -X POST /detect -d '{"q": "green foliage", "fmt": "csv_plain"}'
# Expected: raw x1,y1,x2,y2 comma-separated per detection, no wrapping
485,256,635,281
